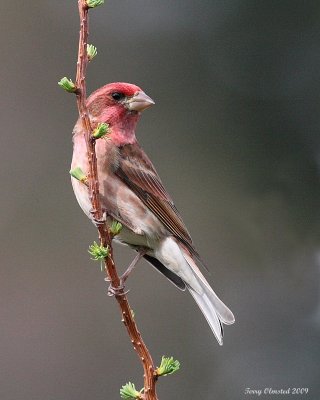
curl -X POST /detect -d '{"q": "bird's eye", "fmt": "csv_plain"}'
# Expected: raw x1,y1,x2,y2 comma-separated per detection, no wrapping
111,92,124,101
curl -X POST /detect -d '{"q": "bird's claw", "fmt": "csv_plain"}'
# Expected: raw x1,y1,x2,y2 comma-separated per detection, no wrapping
106,248,147,296
91,210,107,227
107,280,130,297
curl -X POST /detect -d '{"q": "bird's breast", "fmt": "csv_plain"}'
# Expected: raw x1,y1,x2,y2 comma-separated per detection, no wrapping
71,133,166,242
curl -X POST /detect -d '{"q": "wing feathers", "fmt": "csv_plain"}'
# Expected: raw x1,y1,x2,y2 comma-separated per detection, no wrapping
116,143,196,252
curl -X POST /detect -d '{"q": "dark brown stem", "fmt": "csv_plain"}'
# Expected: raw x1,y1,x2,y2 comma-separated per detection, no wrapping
74,1,158,399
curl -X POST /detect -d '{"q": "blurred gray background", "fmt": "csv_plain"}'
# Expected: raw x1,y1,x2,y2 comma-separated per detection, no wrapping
1,1,319,399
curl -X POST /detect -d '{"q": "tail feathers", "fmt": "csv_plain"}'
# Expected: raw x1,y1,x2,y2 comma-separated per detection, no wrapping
143,254,186,291
188,287,224,345
200,282,235,326
181,249,235,344
152,237,234,344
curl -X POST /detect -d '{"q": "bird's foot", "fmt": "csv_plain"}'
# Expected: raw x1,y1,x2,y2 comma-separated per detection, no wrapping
90,209,107,228
107,281,129,297
106,249,147,296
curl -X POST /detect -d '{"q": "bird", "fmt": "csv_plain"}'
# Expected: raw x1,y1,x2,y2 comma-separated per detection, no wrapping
71,82,235,344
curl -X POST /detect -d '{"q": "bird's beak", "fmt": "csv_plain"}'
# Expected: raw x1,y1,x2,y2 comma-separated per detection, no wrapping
126,91,155,112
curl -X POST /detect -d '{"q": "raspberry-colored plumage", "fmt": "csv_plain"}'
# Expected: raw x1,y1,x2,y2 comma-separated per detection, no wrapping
71,82,235,344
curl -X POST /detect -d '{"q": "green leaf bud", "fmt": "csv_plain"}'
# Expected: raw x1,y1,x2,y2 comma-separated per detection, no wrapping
58,77,76,93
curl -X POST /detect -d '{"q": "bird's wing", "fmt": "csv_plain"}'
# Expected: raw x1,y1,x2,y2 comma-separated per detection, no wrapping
115,143,198,256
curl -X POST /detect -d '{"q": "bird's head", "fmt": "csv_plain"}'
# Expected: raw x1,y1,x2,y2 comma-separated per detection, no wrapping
86,82,154,145
88,82,154,114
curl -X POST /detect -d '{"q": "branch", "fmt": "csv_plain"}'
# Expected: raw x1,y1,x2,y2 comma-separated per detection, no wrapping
71,1,159,398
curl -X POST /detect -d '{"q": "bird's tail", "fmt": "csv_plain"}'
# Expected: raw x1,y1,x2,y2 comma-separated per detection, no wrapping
182,250,235,345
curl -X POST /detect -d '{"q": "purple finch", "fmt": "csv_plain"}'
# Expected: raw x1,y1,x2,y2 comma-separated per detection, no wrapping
71,82,235,344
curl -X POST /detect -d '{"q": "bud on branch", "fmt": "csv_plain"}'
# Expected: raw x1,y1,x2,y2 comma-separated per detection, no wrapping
120,382,143,400
87,44,97,61
88,241,110,260
69,167,88,185
92,122,110,139
58,77,77,93
86,0,104,8
156,356,180,377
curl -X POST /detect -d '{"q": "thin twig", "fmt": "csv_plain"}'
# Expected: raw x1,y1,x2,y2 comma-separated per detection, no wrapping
74,1,158,398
